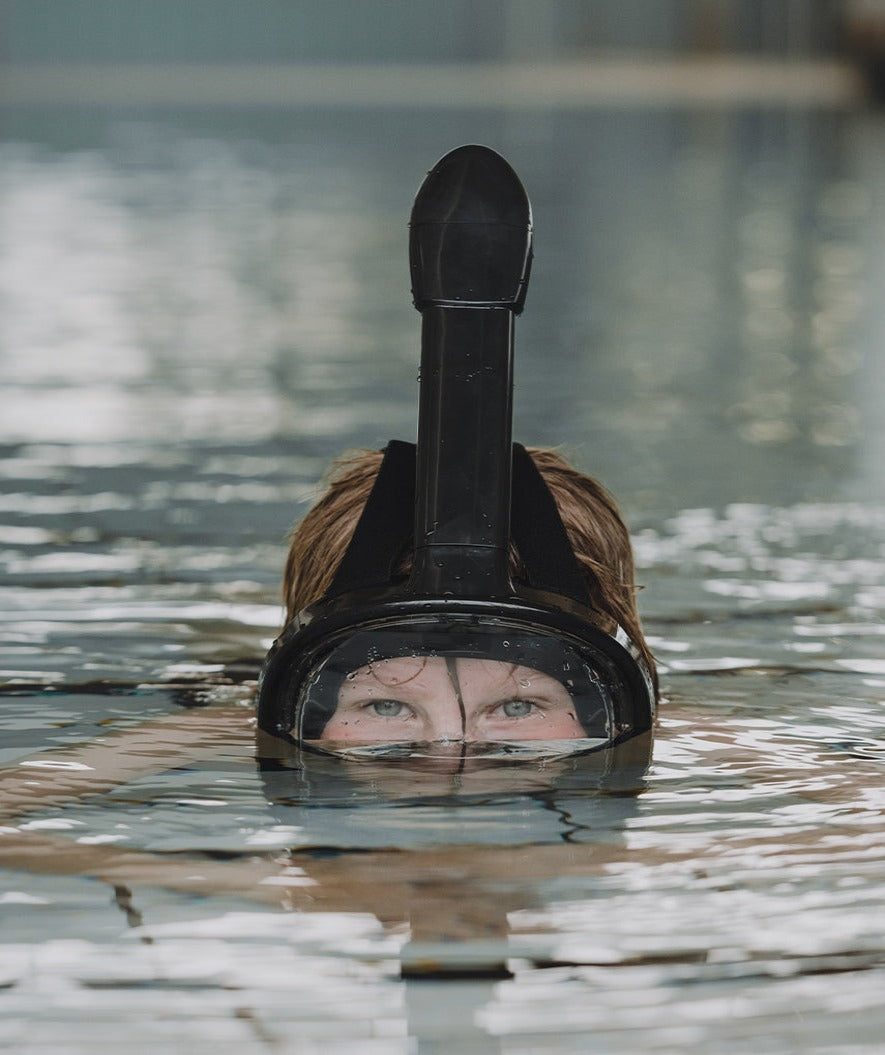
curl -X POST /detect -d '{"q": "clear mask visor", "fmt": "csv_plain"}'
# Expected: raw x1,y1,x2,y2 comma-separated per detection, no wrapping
293,621,627,760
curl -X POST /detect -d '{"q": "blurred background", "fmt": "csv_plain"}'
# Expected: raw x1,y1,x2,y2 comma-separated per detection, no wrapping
2,0,885,682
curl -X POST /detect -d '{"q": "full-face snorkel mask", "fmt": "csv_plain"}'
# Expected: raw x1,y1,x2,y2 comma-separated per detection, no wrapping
258,145,655,759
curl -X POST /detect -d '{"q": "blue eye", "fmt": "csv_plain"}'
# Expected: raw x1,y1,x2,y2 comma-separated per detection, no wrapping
371,699,407,718
501,699,535,718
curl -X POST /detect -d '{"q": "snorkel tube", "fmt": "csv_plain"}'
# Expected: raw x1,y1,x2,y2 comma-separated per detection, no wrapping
257,145,655,749
408,145,531,599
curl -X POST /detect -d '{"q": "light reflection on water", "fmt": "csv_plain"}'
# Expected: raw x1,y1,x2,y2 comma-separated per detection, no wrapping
1,106,885,1051
3,683,885,1052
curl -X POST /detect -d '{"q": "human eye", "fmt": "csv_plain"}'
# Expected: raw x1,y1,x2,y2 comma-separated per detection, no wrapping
367,698,411,718
498,698,537,719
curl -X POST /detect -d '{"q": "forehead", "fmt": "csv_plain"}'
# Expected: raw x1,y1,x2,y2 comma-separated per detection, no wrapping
346,655,559,690
347,655,447,688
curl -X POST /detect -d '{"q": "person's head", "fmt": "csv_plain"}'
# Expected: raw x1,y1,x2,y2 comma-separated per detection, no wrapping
274,447,656,748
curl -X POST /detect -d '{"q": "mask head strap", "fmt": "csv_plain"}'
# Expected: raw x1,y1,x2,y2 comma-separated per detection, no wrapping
326,440,416,596
510,443,591,607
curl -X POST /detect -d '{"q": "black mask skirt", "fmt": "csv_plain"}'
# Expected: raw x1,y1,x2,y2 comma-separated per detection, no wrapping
257,146,656,762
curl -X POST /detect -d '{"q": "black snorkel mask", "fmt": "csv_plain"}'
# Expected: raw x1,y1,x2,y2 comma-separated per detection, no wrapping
257,145,655,759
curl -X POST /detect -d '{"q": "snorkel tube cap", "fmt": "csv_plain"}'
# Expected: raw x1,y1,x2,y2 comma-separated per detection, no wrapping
410,143,533,312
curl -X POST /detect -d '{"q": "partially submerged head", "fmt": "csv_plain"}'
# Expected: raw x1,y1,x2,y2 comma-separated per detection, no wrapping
270,446,657,751
257,146,656,757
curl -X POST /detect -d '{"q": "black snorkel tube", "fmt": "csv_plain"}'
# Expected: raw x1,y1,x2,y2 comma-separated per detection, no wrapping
408,144,531,599
257,145,655,748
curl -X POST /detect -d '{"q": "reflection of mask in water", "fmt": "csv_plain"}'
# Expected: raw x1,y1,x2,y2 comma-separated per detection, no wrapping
257,728,653,813
258,145,655,760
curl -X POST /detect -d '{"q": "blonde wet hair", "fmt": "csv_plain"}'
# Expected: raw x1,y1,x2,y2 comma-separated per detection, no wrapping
282,447,657,694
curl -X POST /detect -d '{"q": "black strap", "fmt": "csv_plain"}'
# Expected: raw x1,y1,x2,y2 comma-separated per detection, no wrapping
510,443,591,606
327,440,416,596
328,439,589,606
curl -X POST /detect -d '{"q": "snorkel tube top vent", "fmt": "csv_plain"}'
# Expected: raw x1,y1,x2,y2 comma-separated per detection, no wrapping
410,144,533,312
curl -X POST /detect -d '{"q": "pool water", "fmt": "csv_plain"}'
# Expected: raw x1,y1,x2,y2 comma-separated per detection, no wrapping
1,103,885,1053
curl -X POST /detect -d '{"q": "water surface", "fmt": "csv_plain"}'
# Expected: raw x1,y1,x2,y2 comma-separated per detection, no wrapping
1,102,884,1052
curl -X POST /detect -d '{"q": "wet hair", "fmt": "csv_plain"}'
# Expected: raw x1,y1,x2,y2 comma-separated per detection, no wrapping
282,447,657,695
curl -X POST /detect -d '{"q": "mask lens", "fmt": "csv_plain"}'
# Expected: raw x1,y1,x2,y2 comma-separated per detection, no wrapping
293,619,628,755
